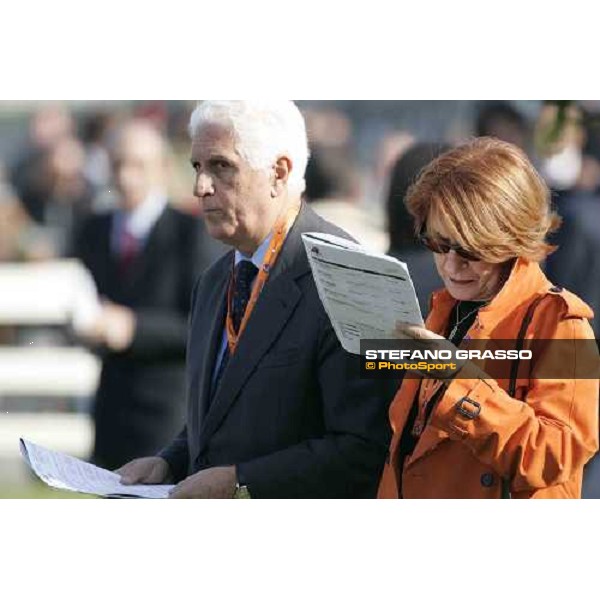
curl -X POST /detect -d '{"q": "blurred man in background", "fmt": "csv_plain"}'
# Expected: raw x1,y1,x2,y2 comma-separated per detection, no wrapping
304,147,388,252
537,102,600,337
475,100,530,151
0,165,31,262
303,106,389,253
9,105,94,258
75,119,224,470
386,142,449,316
533,101,600,498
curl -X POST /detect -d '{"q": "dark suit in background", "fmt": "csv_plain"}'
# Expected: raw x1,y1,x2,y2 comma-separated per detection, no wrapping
544,191,600,497
159,203,395,498
76,205,224,469
544,191,600,337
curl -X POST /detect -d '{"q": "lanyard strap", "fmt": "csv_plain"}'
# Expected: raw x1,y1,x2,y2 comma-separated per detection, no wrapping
225,203,301,354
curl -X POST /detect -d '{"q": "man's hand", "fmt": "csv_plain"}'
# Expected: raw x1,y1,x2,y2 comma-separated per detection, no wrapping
116,457,173,485
168,466,237,499
80,301,136,352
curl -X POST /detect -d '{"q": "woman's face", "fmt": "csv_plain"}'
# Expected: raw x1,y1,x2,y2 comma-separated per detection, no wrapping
433,251,507,301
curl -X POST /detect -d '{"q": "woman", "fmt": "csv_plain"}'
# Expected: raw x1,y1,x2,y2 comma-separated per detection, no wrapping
378,137,599,499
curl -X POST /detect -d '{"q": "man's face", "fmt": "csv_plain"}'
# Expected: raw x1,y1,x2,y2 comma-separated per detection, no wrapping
191,124,279,254
112,127,166,211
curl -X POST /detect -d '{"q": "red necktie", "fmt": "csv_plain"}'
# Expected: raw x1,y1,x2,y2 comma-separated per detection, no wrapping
119,228,139,278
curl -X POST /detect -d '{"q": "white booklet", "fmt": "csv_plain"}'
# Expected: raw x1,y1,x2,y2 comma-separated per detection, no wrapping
302,232,424,355
20,439,173,499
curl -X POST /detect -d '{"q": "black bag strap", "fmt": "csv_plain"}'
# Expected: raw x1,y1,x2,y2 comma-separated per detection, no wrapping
507,293,550,397
502,287,561,498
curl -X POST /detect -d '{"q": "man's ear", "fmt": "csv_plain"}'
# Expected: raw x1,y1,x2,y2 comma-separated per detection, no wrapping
271,156,292,197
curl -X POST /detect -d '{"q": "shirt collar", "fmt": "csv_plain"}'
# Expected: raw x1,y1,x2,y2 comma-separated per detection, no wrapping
119,192,168,240
234,232,273,270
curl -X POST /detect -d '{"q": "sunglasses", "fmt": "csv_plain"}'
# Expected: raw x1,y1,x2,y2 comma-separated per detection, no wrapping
418,225,481,262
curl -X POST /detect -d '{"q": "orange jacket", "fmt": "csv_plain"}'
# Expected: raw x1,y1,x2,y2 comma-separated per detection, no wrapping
378,258,599,499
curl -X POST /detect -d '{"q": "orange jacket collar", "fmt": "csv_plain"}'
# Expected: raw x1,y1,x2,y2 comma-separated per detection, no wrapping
428,258,552,334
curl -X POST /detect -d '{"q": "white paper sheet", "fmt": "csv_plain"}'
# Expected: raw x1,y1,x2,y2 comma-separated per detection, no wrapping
302,232,424,355
20,439,173,499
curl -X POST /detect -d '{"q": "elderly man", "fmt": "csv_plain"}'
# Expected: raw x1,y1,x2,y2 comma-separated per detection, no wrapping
76,120,223,470
117,101,393,498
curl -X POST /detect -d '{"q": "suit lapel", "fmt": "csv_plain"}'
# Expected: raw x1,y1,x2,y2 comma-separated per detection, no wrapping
197,266,230,419
196,270,303,454
186,255,231,462
90,214,118,298
193,207,314,457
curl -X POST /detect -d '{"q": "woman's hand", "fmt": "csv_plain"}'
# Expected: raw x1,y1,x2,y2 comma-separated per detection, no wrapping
394,322,446,342
394,322,466,380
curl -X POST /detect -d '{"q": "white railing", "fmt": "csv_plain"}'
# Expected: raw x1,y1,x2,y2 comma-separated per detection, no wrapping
0,260,101,396
0,261,98,468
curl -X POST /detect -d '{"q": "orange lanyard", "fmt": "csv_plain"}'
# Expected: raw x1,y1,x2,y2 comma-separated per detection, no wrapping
225,203,300,354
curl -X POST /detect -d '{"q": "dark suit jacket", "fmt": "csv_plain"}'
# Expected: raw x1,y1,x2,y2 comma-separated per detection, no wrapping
159,203,395,498
76,205,225,469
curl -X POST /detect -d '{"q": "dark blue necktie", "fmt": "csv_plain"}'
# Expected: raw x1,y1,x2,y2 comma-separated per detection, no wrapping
208,260,258,403
231,260,259,333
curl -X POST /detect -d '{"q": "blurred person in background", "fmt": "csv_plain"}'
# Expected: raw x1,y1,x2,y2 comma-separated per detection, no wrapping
535,102,594,195
133,101,169,131
304,147,388,252
580,104,600,195
475,100,530,152
9,105,95,258
10,104,74,194
302,105,354,150
378,138,598,499
386,143,449,316
0,166,24,346
75,119,224,470
369,130,417,232
0,164,31,262
41,135,95,256
302,105,389,252
0,163,61,262
80,110,119,197
165,101,200,215
538,102,600,337
536,102,600,498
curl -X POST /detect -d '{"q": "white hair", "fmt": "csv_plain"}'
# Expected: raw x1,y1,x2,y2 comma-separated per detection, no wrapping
188,100,310,194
